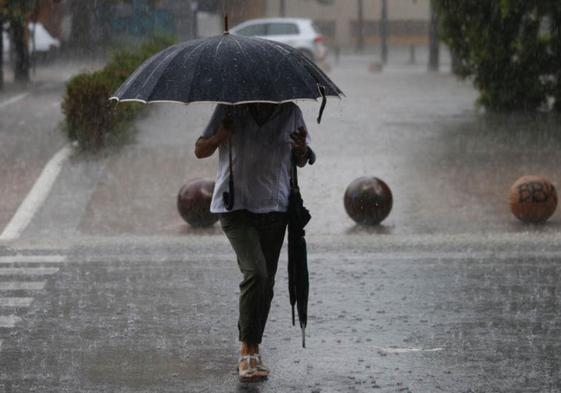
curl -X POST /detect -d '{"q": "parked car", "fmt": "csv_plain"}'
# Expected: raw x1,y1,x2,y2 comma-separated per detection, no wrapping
229,18,327,62
2,23,60,61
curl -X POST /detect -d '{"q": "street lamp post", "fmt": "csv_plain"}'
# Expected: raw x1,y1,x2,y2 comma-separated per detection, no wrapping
190,0,198,40
381,0,388,64
0,15,3,90
356,0,364,53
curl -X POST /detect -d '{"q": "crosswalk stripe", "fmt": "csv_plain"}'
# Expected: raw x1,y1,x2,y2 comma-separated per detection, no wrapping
0,268,59,276
0,316,21,328
0,255,67,264
0,282,46,291
0,298,34,307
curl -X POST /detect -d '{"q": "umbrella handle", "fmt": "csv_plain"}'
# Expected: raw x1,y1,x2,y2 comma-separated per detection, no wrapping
223,136,235,211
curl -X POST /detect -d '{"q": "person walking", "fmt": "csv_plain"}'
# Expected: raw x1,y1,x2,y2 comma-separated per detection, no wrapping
195,102,311,382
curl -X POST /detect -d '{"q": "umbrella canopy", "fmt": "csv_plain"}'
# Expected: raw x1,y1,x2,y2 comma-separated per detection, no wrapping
110,32,344,112
288,151,312,348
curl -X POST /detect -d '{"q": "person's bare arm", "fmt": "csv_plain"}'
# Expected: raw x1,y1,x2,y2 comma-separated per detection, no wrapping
290,127,309,167
194,120,233,159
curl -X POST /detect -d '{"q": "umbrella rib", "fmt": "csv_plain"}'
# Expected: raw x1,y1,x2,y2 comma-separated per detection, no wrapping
148,40,208,103
229,35,246,53
137,45,186,95
184,38,226,103
215,35,227,56
252,38,319,100
268,40,344,98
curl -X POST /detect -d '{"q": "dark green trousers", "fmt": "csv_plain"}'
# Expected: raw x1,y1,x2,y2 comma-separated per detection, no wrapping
219,210,288,345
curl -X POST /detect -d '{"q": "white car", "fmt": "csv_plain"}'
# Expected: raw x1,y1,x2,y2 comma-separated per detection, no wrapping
229,18,327,62
2,23,60,59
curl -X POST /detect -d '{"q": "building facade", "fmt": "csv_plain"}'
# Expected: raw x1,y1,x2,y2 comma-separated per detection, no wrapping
264,0,432,47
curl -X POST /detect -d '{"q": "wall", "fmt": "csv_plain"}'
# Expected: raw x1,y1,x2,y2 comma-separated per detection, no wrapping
264,0,431,46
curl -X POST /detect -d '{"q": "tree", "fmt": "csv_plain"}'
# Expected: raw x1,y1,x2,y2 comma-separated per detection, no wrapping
0,0,61,86
428,0,439,71
5,0,31,83
434,0,561,113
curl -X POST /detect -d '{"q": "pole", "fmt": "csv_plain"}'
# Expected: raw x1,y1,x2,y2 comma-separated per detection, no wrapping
381,0,388,64
428,0,440,72
0,15,3,90
280,0,286,17
190,0,198,40
356,0,364,53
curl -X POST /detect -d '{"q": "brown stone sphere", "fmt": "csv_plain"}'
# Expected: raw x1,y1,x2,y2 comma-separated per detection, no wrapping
177,178,218,227
344,177,393,225
509,176,558,223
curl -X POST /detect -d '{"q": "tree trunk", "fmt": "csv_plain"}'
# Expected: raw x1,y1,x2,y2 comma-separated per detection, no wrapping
554,11,561,113
381,0,388,64
11,17,30,84
428,0,440,72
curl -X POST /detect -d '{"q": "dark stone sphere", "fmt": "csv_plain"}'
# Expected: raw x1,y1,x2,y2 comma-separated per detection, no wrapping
177,178,218,228
344,177,393,225
509,176,557,223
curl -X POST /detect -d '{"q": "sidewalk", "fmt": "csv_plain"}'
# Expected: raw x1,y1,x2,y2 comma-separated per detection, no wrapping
22,50,561,240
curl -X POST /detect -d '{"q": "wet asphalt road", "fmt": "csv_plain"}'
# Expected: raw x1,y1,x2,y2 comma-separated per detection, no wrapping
1,236,561,393
1,49,561,392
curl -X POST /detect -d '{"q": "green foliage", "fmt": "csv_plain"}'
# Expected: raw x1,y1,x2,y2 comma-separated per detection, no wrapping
62,35,177,153
104,34,176,84
434,0,561,113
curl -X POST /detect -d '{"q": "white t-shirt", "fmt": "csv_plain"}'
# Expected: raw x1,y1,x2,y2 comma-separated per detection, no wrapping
202,103,310,214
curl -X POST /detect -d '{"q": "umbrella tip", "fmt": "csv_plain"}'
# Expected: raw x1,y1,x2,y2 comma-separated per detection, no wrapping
224,13,229,35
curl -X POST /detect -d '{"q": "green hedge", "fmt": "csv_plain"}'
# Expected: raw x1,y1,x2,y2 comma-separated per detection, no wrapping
62,35,177,152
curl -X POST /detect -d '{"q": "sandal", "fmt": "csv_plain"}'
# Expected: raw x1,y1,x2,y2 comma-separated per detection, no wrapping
238,355,266,382
255,354,269,373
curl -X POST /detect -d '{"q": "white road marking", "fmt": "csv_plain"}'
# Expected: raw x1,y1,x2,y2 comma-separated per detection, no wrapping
0,316,22,328
0,268,59,276
0,93,29,109
378,347,444,354
0,255,67,264
62,249,561,266
0,145,73,240
0,282,46,291
0,298,33,307
311,250,561,262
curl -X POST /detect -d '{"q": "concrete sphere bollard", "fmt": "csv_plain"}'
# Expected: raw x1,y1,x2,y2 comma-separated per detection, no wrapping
177,178,218,227
344,177,393,225
509,176,557,223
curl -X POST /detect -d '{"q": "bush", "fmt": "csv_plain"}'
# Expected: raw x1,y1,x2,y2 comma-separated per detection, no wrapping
62,35,177,152
434,1,561,113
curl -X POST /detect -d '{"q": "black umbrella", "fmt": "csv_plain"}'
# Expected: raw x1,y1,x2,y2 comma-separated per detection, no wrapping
110,16,343,212
110,17,343,117
288,149,315,348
